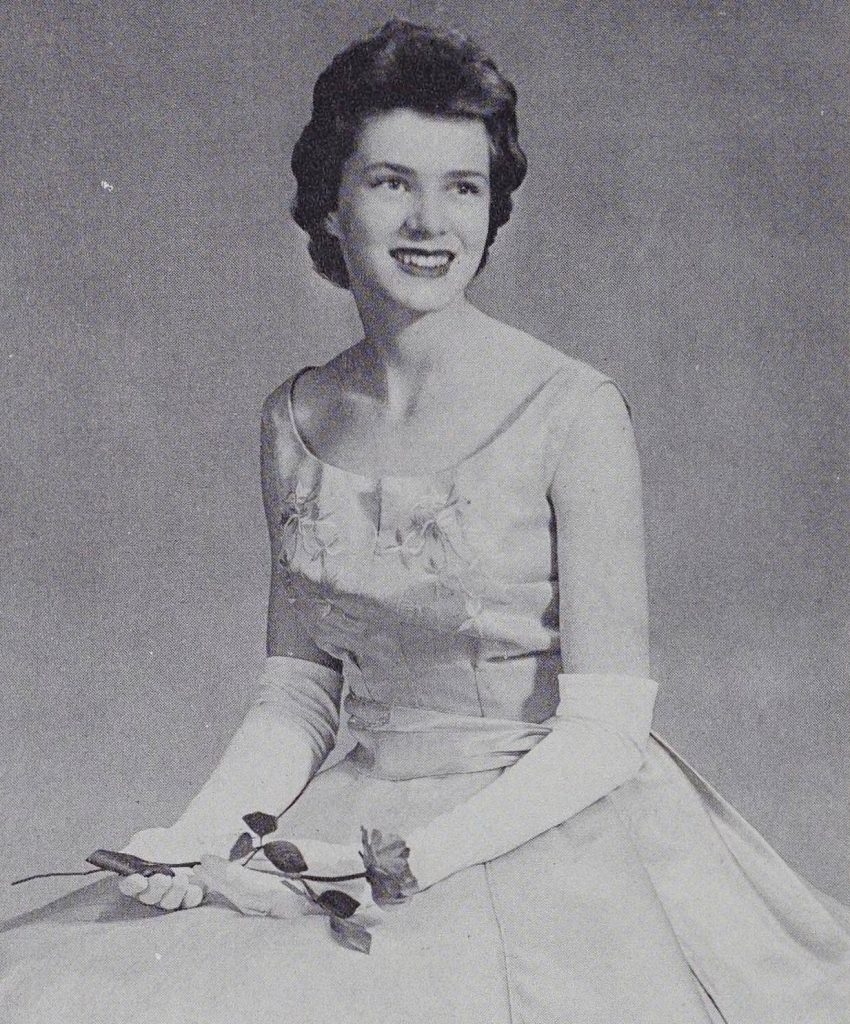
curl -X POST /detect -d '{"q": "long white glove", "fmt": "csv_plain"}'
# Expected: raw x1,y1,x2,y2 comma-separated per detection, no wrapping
406,672,658,891
170,655,342,845
120,655,343,910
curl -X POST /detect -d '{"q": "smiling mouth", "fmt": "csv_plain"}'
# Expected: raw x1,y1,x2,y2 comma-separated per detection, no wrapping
390,248,455,277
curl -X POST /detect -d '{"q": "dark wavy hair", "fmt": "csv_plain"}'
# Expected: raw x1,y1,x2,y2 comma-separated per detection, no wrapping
291,19,527,289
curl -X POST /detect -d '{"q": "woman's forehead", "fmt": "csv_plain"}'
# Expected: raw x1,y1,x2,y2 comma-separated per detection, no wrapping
350,109,490,174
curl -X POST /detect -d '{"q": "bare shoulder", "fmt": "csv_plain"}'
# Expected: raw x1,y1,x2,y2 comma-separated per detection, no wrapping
259,362,326,481
281,346,365,436
261,353,338,437
261,379,291,433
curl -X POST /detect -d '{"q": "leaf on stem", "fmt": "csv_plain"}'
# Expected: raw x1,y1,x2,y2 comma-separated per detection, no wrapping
242,811,278,838
264,840,308,874
315,889,360,919
330,916,372,954
229,832,255,861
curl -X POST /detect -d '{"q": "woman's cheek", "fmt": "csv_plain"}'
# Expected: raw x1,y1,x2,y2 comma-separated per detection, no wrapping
359,197,407,234
459,208,490,251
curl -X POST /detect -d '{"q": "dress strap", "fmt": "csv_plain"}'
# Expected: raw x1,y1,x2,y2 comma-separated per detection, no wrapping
285,365,319,460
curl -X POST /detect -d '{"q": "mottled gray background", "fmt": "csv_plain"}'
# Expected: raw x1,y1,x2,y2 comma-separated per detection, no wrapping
2,0,847,919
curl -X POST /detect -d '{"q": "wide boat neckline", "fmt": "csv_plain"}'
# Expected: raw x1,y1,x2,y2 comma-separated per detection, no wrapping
286,363,571,483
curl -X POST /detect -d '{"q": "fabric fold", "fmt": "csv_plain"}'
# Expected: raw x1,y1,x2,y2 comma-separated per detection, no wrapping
344,691,551,779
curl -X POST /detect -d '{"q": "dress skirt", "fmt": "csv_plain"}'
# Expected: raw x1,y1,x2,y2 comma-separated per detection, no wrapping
1,734,849,1024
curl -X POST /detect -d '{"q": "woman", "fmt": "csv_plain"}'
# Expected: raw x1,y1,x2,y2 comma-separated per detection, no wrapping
2,19,849,1023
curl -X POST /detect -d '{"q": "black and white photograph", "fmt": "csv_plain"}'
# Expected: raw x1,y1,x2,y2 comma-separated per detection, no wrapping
2,2,848,1020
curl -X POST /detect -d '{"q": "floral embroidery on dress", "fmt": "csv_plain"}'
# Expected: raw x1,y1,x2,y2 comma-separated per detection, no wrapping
457,595,486,635
277,475,507,643
276,478,347,628
372,481,509,637
379,483,467,575
279,481,344,569
279,542,341,619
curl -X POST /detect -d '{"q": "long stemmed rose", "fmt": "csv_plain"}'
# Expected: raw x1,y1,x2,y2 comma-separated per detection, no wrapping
13,814,417,954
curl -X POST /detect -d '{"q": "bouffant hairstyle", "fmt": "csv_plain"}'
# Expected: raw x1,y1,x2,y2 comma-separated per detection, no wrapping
291,20,527,289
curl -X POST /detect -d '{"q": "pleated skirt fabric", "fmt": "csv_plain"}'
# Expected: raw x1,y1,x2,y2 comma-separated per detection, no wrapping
1,736,848,1024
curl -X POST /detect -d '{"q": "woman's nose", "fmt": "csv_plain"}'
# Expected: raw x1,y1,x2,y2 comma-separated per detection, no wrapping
403,190,447,238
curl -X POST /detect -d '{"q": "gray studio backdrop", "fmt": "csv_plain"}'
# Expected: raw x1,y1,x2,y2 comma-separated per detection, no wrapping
2,0,847,918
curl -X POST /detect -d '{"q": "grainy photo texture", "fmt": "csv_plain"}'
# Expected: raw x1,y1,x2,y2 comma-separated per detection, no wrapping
2,3,848,1022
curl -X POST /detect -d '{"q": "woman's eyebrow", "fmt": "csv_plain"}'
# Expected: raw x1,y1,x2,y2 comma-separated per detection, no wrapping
445,169,489,181
364,161,413,175
364,161,488,180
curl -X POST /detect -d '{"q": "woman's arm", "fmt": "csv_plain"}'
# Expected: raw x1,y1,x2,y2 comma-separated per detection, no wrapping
554,381,649,676
127,395,343,856
170,396,344,837
119,391,345,910
405,382,657,890
262,388,342,669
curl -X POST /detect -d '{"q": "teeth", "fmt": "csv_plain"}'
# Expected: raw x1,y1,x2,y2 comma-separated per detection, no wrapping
394,250,452,268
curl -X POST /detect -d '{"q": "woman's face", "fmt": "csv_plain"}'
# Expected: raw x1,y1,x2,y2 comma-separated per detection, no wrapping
326,108,492,315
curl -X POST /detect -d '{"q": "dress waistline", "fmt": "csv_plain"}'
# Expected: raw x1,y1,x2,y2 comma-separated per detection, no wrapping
343,692,552,780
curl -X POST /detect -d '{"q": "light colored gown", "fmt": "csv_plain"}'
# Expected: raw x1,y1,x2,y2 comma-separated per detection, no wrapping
2,356,849,1024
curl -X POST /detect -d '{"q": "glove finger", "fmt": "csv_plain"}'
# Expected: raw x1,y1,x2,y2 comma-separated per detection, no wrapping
137,874,174,906
194,856,293,916
158,874,189,911
181,883,205,910
118,873,149,897
268,886,309,919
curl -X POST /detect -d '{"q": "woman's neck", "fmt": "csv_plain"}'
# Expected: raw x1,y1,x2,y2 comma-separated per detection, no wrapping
349,295,487,415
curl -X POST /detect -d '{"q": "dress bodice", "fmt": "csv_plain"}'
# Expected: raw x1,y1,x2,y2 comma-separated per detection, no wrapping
6,369,850,1024
6,369,848,1024
270,357,614,730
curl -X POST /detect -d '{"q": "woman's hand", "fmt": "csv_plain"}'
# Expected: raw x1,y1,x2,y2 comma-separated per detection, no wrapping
117,826,224,912
192,838,375,920
118,866,205,910
191,856,311,918
117,830,375,919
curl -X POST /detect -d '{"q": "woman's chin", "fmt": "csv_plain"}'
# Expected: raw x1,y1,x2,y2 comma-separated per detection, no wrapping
394,291,464,316
370,274,475,317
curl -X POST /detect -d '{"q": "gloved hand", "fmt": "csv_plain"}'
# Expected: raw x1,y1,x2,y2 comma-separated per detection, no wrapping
193,838,373,919
118,867,205,911
114,656,344,914
117,826,230,912
191,857,309,917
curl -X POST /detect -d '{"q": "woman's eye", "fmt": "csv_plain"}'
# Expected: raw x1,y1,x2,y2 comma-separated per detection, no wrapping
373,177,407,192
454,181,482,196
